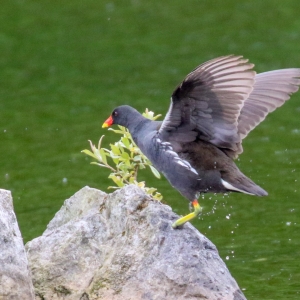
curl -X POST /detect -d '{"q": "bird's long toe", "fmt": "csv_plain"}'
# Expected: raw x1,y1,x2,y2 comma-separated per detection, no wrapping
172,200,202,229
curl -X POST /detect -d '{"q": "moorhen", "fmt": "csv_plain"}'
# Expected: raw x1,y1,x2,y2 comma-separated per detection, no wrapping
102,55,300,228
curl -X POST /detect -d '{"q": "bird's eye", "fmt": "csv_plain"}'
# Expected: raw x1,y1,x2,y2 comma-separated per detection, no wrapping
113,111,118,117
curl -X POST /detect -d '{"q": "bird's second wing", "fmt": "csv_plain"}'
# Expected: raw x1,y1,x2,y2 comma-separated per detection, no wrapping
220,68,300,158
159,55,256,150
238,69,300,140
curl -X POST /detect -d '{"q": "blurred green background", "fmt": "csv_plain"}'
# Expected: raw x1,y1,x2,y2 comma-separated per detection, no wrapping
1,0,300,299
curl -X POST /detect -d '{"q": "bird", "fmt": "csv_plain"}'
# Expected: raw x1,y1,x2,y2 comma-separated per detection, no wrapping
102,55,300,228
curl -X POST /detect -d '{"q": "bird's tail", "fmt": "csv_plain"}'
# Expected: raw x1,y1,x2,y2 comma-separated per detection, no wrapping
221,173,268,196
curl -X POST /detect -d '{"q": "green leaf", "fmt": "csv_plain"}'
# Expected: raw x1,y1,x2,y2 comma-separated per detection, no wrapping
133,155,142,162
145,187,157,194
81,149,97,159
109,174,124,187
110,144,120,155
121,151,130,160
153,193,163,201
139,163,146,169
150,165,161,178
91,162,107,167
121,136,130,148
99,148,107,165
117,144,124,154
112,158,119,165
108,186,121,190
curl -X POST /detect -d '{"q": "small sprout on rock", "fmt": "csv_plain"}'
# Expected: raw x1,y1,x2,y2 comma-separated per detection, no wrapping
82,109,163,201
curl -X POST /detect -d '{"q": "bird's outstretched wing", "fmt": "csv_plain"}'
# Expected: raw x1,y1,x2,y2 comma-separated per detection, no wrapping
238,69,300,140
159,55,256,150
222,69,300,158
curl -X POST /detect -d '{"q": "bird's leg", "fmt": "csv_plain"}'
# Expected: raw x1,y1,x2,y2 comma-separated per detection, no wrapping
172,199,202,229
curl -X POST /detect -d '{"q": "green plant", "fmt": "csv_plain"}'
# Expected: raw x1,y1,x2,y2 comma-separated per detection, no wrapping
82,109,163,200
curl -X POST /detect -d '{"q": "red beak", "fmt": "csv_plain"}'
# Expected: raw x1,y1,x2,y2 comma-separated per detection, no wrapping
102,115,114,128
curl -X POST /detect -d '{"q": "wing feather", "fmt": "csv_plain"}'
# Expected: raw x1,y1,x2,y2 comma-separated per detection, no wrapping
238,69,300,140
159,55,255,150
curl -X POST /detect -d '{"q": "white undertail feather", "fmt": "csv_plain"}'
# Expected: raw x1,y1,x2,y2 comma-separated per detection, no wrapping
221,179,255,195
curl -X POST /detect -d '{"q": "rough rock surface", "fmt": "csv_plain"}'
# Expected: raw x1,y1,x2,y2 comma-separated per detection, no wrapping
0,189,35,300
26,185,246,300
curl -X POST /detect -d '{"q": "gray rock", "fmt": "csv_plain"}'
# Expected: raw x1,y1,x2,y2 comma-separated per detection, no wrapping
26,185,246,300
0,189,35,300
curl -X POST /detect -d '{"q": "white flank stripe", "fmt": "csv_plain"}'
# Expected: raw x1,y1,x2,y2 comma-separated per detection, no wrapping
166,150,178,156
221,179,254,195
156,136,199,176
176,160,188,168
174,157,198,175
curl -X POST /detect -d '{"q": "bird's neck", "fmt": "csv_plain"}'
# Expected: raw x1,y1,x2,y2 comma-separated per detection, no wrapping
128,117,151,141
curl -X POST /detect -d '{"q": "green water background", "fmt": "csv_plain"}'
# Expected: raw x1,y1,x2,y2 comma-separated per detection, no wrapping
1,1,300,298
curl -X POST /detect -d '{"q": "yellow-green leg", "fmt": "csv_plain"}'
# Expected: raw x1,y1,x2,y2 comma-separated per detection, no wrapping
172,199,202,229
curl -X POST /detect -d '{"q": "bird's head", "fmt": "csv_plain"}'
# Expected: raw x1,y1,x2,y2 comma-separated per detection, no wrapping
102,105,140,129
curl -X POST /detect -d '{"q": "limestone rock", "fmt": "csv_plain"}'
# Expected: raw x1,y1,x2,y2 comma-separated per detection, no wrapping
26,185,246,300
0,189,35,300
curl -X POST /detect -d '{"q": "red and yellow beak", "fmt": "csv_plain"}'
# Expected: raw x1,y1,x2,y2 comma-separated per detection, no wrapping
102,115,114,128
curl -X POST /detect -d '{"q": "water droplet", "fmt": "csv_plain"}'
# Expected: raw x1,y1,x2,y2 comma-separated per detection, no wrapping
106,2,115,12
5,174,9,180
226,256,229,260
286,222,291,226
62,178,68,184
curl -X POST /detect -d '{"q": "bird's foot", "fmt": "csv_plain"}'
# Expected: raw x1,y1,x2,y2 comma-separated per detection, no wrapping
172,200,202,229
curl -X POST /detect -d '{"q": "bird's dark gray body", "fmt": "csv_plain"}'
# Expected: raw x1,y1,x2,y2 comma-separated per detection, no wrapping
104,55,300,204
122,107,266,202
